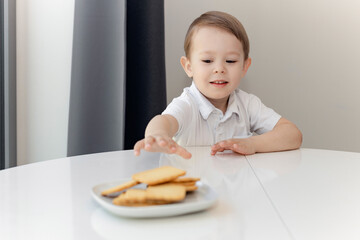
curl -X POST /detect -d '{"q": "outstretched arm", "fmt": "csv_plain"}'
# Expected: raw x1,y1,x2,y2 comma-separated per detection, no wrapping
133,114,192,159
211,117,302,155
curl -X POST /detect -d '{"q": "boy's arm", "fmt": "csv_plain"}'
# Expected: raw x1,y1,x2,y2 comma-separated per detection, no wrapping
134,114,192,159
211,117,302,155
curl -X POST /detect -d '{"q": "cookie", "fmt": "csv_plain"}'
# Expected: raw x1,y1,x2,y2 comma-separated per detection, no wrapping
146,183,186,202
132,166,186,185
101,179,139,196
104,166,202,207
113,189,147,205
171,177,200,183
168,181,197,186
116,202,166,207
112,185,185,206
184,185,198,192
115,199,172,207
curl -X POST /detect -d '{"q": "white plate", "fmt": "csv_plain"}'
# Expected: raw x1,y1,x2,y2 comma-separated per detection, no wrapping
91,179,218,218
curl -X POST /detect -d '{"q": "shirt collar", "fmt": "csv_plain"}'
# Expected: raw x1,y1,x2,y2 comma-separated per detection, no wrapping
189,82,239,120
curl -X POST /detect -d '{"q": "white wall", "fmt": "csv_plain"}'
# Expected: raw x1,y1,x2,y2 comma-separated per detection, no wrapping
165,0,360,152
17,0,74,165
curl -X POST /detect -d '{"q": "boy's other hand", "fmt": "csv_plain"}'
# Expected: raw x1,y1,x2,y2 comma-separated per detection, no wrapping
133,135,192,159
210,138,255,156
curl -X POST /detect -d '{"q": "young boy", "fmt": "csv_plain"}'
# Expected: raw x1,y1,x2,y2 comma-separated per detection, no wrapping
134,11,302,159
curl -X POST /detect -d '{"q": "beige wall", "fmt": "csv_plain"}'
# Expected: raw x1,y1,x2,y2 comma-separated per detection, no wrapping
165,0,360,152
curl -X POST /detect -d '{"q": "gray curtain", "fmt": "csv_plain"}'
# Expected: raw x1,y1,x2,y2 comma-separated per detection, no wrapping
1,0,4,169
68,0,167,156
1,0,16,169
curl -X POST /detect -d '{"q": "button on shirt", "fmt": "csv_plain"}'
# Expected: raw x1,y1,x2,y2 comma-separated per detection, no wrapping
162,82,281,147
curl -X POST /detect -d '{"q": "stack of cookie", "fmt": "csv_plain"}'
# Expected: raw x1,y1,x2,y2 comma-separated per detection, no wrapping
101,166,200,207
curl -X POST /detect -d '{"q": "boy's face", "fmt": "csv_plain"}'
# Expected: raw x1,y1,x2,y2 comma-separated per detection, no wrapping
181,26,251,106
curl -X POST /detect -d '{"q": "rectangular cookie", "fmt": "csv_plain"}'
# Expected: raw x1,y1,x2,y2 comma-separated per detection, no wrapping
132,166,186,185
146,183,186,202
101,179,139,196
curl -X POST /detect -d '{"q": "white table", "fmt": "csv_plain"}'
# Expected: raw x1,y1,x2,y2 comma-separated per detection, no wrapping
1,148,360,240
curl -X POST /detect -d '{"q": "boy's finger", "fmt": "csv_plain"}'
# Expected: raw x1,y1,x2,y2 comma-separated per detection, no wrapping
211,147,225,155
210,146,219,155
169,144,177,153
219,141,231,148
211,143,222,151
211,144,225,154
133,140,145,156
176,146,192,159
218,147,226,153
144,136,155,150
164,140,177,153
155,136,168,147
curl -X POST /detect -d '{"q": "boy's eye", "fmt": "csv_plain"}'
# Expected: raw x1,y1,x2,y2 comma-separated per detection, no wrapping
226,60,237,63
202,60,212,63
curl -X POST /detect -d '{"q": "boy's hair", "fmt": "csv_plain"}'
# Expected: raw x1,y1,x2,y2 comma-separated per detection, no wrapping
184,11,250,60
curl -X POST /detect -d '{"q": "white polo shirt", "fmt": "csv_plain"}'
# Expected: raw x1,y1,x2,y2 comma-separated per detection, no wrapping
162,82,281,147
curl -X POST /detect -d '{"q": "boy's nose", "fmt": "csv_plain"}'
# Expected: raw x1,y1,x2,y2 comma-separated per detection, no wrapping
213,69,225,74
213,64,225,74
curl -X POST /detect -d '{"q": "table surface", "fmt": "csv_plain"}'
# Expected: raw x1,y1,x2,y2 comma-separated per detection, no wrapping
1,147,360,240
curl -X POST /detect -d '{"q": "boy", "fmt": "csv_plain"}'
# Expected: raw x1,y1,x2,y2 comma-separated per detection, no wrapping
134,11,302,159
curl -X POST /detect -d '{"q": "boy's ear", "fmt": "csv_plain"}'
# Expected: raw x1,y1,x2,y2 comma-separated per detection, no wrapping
180,56,193,78
244,58,251,72
242,57,252,74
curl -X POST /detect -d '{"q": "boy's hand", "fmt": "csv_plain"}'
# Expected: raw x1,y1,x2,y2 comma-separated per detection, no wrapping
134,135,192,159
210,138,256,156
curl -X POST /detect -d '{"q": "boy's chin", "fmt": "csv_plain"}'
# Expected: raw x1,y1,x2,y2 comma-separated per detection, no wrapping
205,94,231,102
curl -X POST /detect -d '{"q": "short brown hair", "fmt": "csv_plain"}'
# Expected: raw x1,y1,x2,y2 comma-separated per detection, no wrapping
184,11,250,60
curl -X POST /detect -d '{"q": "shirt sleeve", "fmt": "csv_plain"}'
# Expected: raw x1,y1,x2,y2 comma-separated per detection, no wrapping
247,94,281,135
162,96,192,137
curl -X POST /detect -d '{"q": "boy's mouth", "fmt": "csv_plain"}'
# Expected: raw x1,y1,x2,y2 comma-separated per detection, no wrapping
210,80,228,86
